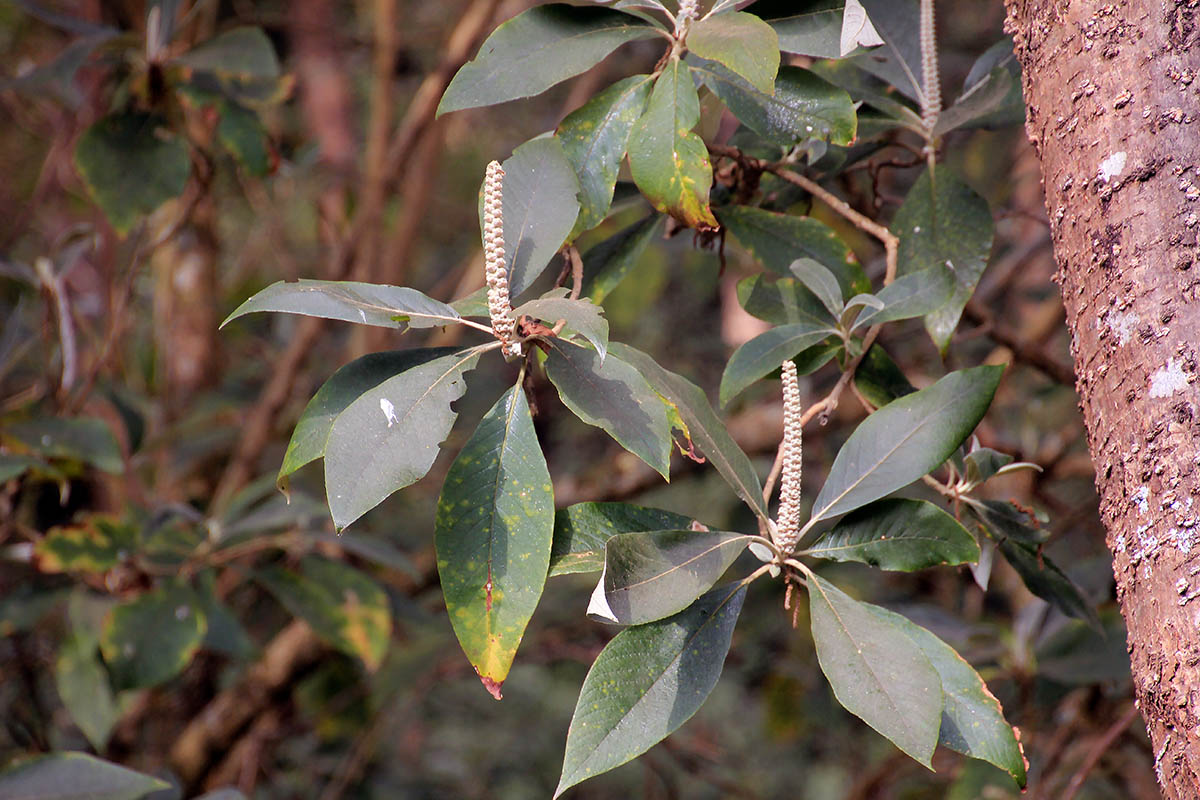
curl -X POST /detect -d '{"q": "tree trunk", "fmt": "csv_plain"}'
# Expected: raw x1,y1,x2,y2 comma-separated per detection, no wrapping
1004,1,1200,797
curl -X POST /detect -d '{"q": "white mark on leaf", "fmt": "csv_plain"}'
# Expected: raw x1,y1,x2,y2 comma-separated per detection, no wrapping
380,398,399,427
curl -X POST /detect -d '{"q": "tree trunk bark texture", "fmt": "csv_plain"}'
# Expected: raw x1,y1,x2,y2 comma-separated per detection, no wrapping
1004,1,1200,796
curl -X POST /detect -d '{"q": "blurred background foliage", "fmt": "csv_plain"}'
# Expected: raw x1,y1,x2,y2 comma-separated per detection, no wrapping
0,1,1157,798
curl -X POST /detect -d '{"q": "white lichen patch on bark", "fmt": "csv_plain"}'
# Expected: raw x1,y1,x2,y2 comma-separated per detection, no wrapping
1104,309,1139,345
1098,151,1127,182
1149,358,1189,398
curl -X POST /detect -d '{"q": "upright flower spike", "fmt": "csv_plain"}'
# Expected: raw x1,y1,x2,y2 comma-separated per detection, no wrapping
919,0,941,136
675,0,699,37
775,360,803,551
483,160,520,357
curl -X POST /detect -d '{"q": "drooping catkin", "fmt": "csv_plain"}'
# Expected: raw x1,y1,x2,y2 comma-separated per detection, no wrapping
775,360,803,551
919,0,941,136
483,160,520,357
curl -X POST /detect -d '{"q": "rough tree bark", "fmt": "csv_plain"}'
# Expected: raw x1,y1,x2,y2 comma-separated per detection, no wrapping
1004,1,1200,797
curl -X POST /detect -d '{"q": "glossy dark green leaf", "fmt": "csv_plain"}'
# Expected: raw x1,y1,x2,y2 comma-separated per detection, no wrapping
279,348,459,483
580,214,665,303
809,366,1003,528
894,167,994,352
556,583,746,797
854,344,916,407
596,530,753,624
692,58,856,147
435,385,553,696
719,322,836,407
687,12,779,94
866,604,1027,785
964,448,1015,486
628,59,718,229
810,58,925,130
558,74,655,233
5,417,123,474
34,515,136,574
807,573,942,767
806,498,980,570
324,349,481,530
754,0,844,58
854,266,955,329
609,343,769,521
550,502,694,577
55,633,119,750
176,26,280,78
438,4,661,114
221,279,464,330
100,584,207,690
544,339,671,478
717,205,867,294
789,257,845,316
736,273,834,326
973,499,1049,545
513,294,609,360
258,556,392,670
997,539,1099,627
484,137,582,297
0,752,169,800
73,112,189,234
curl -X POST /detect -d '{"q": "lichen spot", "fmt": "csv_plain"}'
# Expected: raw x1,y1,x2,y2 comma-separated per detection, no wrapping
1098,151,1126,183
380,397,399,427
1149,358,1188,398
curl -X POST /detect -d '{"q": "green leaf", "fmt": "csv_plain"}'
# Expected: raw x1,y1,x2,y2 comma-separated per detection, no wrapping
221,279,464,330
593,531,753,624
809,366,1003,528
628,59,718,229
550,502,694,577
323,349,480,530
717,205,867,294
893,167,994,352
807,573,942,767
719,322,836,407
580,214,666,304
736,273,835,326
556,584,746,797
258,556,392,670
686,12,779,94
216,99,271,176
754,0,844,58
973,499,1049,545
176,26,280,78
853,344,916,407
935,66,1017,137
5,416,123,474
544,339,671,479
964,448,1015,486
34,514,136,574
100,584,207,690
438,4,661,114
0,453,42,482
855,0,924,103
485,137,582,297
865,604,1027,786
558,74,655,233
0,753,169,800
789,257,845,316
806,498,980,570
279,348,459,482
435,385,553,696
513,293,609,360
997,539,1099,627
56,633,119,750
810,58,925,130
854,266,955,329
691,59,856,147
74,112,190,235
609,343,769,521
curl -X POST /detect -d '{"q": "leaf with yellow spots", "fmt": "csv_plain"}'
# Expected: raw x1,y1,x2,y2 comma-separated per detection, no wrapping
99,584,208,690
435,383,554,699
627,60,718,230
258,556,391,671
34,514,137,574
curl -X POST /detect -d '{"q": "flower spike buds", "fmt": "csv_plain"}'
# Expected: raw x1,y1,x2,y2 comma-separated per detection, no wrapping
775,360,803,552
483,160,521,358
675,0,699,37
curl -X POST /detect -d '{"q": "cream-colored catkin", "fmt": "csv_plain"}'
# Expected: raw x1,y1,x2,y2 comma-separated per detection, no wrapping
919,0,941,135
483,160,520,357
675,0,698,35
776,360,803,551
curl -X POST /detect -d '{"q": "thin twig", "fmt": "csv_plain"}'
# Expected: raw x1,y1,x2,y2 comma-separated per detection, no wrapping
1060,704,1141,800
